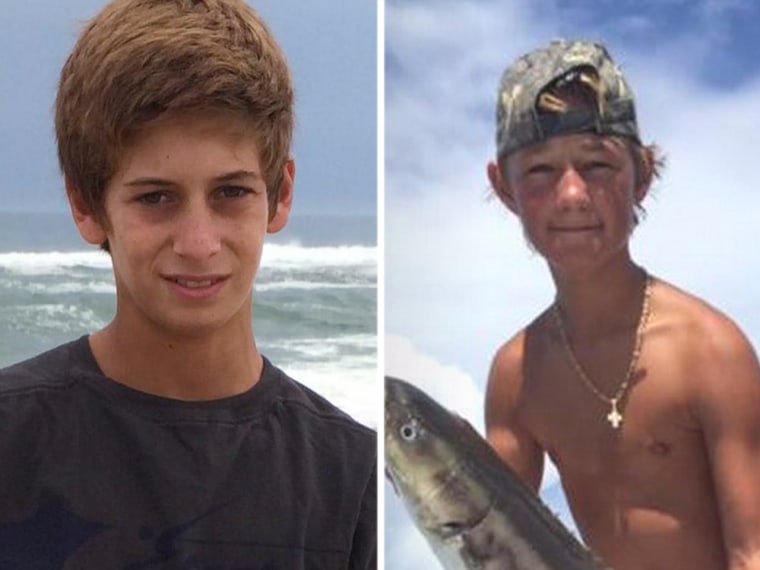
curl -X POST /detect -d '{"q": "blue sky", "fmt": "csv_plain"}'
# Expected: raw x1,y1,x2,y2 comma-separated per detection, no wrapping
5,0,760,566
384,0,760,567
0,1,377,215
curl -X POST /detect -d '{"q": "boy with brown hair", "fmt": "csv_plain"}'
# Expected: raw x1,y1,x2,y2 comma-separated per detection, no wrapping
0,1,376,568
486,39,760,570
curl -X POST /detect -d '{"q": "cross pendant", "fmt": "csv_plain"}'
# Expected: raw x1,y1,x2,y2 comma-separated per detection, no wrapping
606,399,623,429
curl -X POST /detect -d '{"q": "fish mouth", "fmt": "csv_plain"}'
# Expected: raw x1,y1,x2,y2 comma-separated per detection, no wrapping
385,467,400,496
437,503,492,539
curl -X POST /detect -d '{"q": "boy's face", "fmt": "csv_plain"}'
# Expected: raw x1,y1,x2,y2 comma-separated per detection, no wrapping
487,133,649,271
69,110,293,337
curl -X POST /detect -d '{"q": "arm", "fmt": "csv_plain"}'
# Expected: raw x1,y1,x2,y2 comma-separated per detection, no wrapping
693,319,760,570
485,332,544,492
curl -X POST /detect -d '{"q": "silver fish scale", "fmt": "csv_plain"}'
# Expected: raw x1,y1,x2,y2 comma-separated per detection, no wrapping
386,376,611,570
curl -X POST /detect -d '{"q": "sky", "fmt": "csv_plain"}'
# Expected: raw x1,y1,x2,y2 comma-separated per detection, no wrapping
384,0,760,567
0,0,377,215
5,0,760,567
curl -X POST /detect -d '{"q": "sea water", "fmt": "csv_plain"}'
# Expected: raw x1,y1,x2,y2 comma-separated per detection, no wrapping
0,212,378,428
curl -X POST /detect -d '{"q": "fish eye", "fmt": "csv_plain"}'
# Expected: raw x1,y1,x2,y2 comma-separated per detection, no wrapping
439,521,466,538
399,421,418,441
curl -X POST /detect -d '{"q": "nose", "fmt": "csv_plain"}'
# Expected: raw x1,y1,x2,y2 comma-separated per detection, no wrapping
172,200,221,259
556,166,591,210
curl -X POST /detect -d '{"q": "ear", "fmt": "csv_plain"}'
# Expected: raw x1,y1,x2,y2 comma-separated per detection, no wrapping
267,158,294,234
487,160,519,215
633,146,655,204
65,177,108,246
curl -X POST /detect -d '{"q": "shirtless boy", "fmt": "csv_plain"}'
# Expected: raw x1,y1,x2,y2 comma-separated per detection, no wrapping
0,1,375,568
485,39,760,570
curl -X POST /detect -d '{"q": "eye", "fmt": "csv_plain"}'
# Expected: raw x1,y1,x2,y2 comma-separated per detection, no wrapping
218,185,252,199
399,421,419,441
525,163,553,176
582,159,618,176
137,191,169,205
439,521,466,538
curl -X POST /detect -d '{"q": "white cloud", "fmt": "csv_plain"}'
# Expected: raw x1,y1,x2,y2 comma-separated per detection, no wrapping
385,334,561,488
385,334,482,568
385,0,760,566
384,479,442,570
385,334,484,430
384,335,568,565
386,0,760,365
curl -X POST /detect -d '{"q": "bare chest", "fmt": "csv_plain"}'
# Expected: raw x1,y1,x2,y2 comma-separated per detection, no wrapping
520,340,705,489
518,345,726,569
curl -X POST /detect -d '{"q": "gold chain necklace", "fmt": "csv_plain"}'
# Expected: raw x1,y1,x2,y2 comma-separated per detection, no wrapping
552,274,653,430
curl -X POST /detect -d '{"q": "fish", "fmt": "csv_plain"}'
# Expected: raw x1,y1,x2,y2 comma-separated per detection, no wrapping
385,376,610,570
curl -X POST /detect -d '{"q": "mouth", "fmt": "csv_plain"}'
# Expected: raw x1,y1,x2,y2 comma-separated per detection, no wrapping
172,277,222,288
548,224,603,233
162,274,230,298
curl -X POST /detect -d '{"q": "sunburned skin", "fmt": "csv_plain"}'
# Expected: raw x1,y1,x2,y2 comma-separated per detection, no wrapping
485,40,760,570
484,114,760,570
486,278,760,570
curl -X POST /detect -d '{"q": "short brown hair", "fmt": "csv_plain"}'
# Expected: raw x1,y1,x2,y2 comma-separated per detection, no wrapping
56,0,294,221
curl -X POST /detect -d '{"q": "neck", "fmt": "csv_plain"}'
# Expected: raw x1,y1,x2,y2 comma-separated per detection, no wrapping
550,256,648,340
89,313,262,401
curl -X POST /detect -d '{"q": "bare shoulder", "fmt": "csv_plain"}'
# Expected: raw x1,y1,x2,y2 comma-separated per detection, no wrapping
486,309,553,407
485,311,550,489
654,280,760,563
654,278,755,359
653,278,760,405
487,329,524,402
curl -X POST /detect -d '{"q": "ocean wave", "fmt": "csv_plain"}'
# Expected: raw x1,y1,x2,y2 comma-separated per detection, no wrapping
0,251,113,275
278,358,378,429
0,244,376,275
254,280,375,292
266,334,377,358
25,281,117,295
3,303,106,333
261,244,376,269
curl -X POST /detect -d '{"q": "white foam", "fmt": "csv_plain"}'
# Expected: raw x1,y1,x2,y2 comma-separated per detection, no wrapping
0,244,377,275
281,360,379,430
26,281,116,295
254,280,375,292
261,244,376,269
0,251,112,275
267,335,377,360
12,303,106,332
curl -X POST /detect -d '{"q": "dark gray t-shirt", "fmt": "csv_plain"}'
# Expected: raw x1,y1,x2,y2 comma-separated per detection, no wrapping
0,336,376,569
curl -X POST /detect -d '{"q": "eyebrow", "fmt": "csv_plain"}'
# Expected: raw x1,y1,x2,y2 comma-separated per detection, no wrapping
214,170,264,183
519,135,614,160
124,170,264,187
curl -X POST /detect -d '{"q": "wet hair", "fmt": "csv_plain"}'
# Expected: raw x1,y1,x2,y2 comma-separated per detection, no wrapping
56,0,294,224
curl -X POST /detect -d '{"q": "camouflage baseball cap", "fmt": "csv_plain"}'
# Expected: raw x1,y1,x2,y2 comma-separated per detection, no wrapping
495,39,640,158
